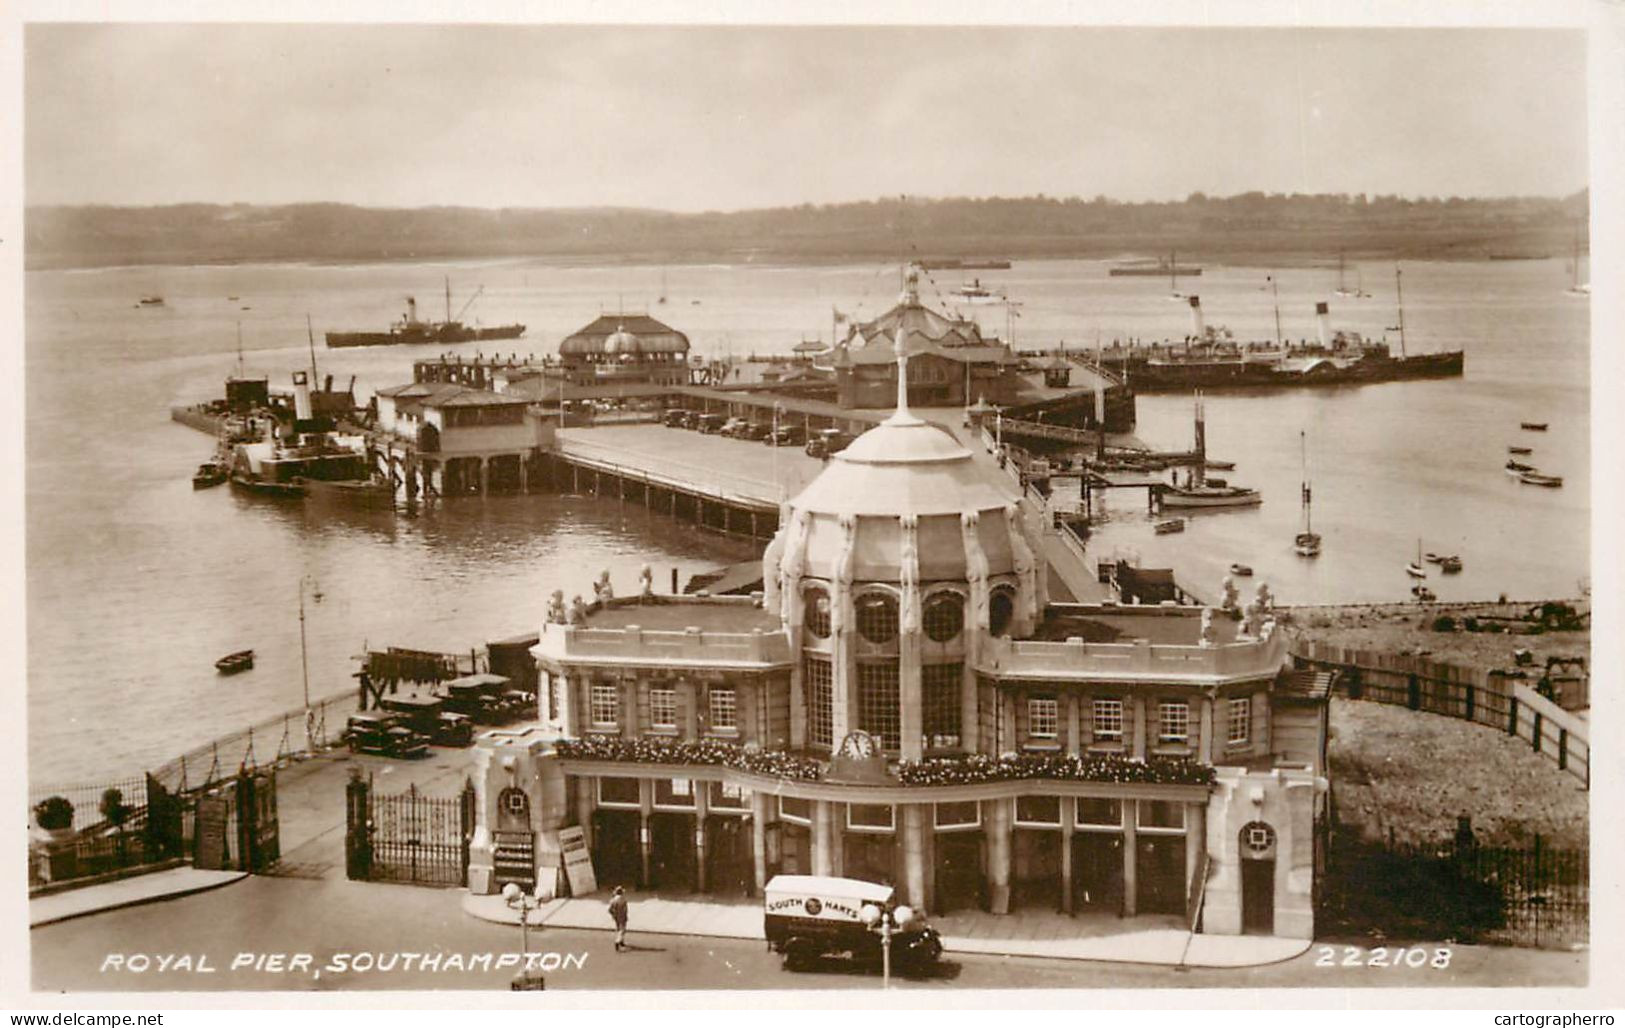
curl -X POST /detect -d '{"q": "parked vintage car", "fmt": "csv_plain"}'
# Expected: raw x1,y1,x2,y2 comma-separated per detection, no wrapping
804,429,853,460
378,696,476,747
719,416,751,438
737,421,773,442
343,713,430,759
497,690,537,722
696,413,727,434
663,408,689,428
441,673,511,724
763,874,943,974
765,425,804,447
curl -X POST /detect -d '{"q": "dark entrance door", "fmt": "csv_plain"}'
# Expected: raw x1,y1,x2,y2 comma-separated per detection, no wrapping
777,822,810,876
649,812,698,892
1012,830,1063,911
591,809,642,890
1072,832,1124,914
704,815,753,896
1242,859,1275,934
841,832,896,886
934,832,984,913
1136,835,1187,915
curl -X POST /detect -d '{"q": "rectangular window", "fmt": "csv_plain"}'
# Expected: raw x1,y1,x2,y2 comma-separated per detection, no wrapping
546,673,560,722
649,688,677,729
1092,699,1124,741
922,663,963,749
709,687,737,730
708,781,748,810
590,683,620,727
597,777,640,806
654,778,694,807
1228,697,1251,745
1158,701,1190,744
779,796,811,824
806,657,834,749
1015,795,1062,825
934,801,980,829
857,661,901,752
1075,797,1123,827
1138,799,1185,830
1028,696,1059,739
847,804,894,831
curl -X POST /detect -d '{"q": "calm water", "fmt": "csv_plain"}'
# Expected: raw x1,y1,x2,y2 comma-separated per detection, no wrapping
25,256,1589,784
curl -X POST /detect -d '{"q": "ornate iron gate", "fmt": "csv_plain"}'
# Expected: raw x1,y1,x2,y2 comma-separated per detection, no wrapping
346,774,475,888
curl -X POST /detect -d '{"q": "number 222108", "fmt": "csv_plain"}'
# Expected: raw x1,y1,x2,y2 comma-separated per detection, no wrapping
1315,946,1453,968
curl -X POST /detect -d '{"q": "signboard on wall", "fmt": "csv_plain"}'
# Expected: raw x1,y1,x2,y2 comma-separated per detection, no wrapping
559,825,597,896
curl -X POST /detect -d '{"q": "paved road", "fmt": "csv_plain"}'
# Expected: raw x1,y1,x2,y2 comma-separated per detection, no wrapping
32,876,1585,993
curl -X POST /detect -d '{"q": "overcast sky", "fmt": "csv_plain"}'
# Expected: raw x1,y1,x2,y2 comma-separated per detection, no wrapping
23,23,1590,210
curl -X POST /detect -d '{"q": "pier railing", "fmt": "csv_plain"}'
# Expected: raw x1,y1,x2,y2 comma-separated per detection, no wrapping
1291,640,1589,789
554,433,785,507
145,690,358,796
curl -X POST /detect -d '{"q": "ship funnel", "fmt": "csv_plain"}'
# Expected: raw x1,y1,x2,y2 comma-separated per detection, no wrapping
1188,295,1204,338
1315,301,1331,349
293,370,312,421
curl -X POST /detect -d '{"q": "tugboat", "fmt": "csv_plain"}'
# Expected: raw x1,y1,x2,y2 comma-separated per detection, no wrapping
191,460,228,489
1161,396,1262,510
325,277,525,348
215,650,254,675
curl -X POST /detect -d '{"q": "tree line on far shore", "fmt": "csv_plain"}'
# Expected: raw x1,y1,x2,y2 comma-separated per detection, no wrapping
25,189,1589,270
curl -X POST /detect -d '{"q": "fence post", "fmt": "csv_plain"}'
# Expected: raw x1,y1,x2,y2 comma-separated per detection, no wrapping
1532,712,1542,754
1508,696,1518,737
1558,728,1567,771
1465,683,1476,723
461,777,477,887
345,770,372,880
1406,674,1421,711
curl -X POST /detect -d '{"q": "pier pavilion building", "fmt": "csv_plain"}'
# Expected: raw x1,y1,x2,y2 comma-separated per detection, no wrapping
558,314,692,388
467,327,1328,939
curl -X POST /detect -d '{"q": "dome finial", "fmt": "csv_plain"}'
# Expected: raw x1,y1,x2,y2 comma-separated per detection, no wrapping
889,323,922,426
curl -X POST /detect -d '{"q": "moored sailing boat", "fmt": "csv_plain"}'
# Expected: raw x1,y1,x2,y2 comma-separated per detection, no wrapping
1406,539,1427,579
1294,431,1321,557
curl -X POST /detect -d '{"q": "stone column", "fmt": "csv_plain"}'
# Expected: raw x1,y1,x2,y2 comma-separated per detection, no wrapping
638,778,654,886
1060,811,1075,914
1132,697,1148,759
898,517,924,760
1122,804,1139,917
694,786,709,893
986,798,1012,915
1199,696,1214,763
519,456,529,495
576,775,596,849
1066,694,1082,757
901,804,928,912
812,800,835,877
751,792,770,894
1185,801,1206,913
479,457,489,495
960,663,979,753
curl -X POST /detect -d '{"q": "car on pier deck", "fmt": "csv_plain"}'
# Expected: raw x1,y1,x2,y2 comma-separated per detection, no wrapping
696,413,727,434
378,695,476,747
343,712,430,759
766,425,804,447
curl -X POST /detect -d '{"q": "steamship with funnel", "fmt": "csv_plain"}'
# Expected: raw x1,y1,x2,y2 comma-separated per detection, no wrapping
1099,283,1463,392
326,277,525,348
227,369,382,501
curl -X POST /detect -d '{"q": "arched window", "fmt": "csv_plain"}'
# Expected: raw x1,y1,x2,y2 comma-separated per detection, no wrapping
923,592,964,643
856,592,899,644
989,587,1016,637
804,587,831,639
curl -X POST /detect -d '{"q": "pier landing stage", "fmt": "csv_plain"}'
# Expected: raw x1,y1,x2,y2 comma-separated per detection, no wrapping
555,423,829,506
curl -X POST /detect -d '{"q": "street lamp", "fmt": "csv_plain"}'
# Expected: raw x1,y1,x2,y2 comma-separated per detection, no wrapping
858,902,915,990
771,402,784,499
503,881,550,990
298,576,323,751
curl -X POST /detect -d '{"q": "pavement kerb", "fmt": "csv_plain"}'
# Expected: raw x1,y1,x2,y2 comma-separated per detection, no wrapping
459,892,1313,969
29,869,249,929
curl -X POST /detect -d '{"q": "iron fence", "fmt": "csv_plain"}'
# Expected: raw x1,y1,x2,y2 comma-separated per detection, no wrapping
350,779,475,888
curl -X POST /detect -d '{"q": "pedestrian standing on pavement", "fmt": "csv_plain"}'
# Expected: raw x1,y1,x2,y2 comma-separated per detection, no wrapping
608,885,629,952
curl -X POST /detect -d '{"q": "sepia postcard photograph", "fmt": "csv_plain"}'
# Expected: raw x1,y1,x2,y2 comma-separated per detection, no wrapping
5,0,1620,1013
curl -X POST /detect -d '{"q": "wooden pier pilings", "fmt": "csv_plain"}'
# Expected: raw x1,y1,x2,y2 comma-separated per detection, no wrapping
535,447,779,542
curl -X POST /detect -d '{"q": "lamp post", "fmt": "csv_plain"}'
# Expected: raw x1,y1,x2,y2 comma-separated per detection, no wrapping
298,576,322,751
503,881,549,990
858,902,914,990
771,402,784,499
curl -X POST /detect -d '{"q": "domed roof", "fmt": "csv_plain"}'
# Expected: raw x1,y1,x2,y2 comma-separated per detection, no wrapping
604,325,638,355
789,417,1016,518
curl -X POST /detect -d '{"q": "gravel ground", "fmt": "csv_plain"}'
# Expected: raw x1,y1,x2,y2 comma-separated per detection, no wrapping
1328,697,1588,849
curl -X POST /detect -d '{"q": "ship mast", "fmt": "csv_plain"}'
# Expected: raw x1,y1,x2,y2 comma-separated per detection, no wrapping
305,314,319,384
1300,430,1312,535
235,321,245,380
445,275,452,323
1270,275,1283,348
1394,266,1407,358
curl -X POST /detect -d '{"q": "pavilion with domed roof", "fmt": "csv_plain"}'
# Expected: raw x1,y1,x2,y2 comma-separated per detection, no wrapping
557,312,692,387
464,323,1330,941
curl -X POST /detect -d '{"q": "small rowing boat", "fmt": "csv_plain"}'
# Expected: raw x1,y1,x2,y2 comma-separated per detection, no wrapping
1518,472,1563,488
1154,518,1186,535
1520,422,1548,431
215,649,255,675
1228,563,1253,576
1508,445,1532,455
1506,459,1535,474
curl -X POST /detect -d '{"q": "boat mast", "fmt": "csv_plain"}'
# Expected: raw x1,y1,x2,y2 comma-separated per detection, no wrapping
1300,430,1312,535
1270,275,1283,348
305,314,319,384
445,275,452,323
1395,266,1407,357
1338,251,1346,293
235,321,245,380
1170,249,1177,293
